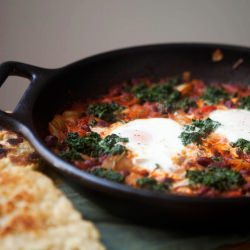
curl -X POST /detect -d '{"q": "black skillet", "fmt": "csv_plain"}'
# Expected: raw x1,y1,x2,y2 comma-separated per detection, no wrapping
1,43,250,229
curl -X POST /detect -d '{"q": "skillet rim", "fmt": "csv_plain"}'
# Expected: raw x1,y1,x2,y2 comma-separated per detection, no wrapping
60,42,250,69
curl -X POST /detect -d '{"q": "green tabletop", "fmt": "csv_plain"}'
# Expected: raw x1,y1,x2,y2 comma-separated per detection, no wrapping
52,173,250,250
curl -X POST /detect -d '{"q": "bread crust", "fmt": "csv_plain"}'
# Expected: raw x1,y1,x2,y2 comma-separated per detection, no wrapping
0,130,105,250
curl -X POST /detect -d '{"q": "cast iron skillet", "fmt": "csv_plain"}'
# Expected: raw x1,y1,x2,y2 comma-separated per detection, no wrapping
1,43,250,229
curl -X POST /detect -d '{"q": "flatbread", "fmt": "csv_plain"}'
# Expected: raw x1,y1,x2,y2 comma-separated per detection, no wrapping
0,130,105,250
0,130,39,171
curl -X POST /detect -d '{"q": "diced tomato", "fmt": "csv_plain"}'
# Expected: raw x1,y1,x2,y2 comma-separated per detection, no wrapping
223,190,242,198
66,117,91,136
125,104,150,119
191,80,206,97
74,159,98,170
222,83,239,94
193,105,217,119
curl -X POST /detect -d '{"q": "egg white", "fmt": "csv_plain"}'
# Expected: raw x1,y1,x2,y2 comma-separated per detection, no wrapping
209,109,250,143
109,118,184,173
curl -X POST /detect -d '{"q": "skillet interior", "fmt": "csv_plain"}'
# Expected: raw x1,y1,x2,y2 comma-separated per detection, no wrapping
28,44,250,228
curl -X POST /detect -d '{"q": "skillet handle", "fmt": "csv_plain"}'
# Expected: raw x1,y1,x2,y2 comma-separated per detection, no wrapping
0,61,46,86
0,61,51,131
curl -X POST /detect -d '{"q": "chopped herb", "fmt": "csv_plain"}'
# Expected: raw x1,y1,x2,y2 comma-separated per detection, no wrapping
128,78,200,113
60,148,82,161
168,77,179,86
65,132,100,156
62,132,128,159
202,86,230,105
211,156,223,162
89,167,125,183
88,119,97,127
186,167,246,191
231,138,250,154
137,177,172,192
98,134,129,155
131,81,180,104
87,102,124,122
161,91,181,110
238,96,250,110
154,163,161,169
174,97,197,112
129,79,199,113
179,118,221,145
